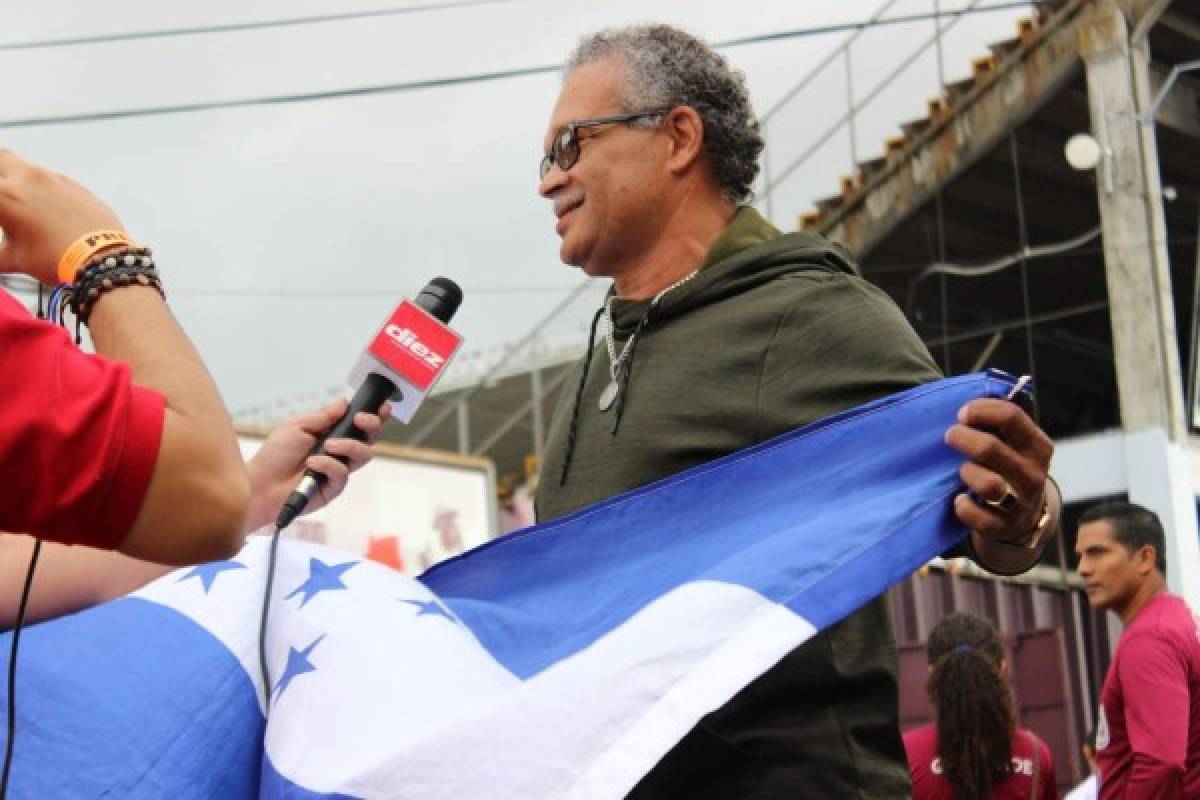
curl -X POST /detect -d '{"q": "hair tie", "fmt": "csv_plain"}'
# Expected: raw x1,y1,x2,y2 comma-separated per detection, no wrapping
953,644,974,654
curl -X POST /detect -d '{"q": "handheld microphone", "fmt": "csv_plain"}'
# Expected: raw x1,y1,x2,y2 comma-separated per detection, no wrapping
275,277,463,530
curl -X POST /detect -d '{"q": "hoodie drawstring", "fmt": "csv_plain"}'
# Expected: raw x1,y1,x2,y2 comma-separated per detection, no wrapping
559,305,605,487
610,303,656,435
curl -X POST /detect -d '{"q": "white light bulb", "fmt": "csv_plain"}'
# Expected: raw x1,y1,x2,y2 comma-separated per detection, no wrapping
1065,133,1102,171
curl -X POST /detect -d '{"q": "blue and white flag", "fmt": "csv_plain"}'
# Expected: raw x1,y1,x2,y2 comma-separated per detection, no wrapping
0,371,1020,798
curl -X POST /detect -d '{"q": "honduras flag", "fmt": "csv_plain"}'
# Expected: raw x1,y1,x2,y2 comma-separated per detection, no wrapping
0,371,1022,798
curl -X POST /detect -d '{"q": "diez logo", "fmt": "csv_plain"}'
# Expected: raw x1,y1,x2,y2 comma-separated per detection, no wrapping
367,300,461,392
384,324,445,370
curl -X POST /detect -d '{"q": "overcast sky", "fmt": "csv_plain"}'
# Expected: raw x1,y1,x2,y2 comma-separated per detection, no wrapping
1,0,1031,422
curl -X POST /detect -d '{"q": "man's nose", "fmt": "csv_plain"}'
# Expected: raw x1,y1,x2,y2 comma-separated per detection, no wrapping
539,163,568,198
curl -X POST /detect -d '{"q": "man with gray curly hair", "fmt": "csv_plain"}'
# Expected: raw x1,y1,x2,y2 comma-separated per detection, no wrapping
564,26,763,206
535,23,1060,798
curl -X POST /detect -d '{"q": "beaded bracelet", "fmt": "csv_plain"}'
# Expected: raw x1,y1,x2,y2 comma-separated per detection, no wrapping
68,247,164,326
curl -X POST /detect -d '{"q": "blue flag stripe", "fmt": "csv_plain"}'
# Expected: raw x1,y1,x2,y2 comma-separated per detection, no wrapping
0,598,263,796
422,371,1013,678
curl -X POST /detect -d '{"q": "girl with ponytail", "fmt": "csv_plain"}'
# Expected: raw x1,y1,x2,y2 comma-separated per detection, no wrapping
903,612,1057,799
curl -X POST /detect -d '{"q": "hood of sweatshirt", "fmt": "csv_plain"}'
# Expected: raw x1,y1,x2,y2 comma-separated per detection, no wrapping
605,205,858,336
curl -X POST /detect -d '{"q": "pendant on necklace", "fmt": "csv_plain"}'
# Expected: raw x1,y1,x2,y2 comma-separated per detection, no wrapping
598,380,619,412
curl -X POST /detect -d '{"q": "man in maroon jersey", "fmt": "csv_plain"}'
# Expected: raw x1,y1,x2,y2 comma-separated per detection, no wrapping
1076,501,1200,799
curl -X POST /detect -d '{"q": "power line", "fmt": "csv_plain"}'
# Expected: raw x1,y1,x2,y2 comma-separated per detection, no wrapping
0,0,521,52
7,233,1196,300
718,0,1047,49
0,64,557,130
0,275,591,297
871,232,1199,276
171,285,592,298
0,1,1050,131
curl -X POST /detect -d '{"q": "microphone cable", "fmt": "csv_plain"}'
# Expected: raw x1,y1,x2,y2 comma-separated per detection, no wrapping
1,284,54,797
0,540,41,799
256,278,462,710
257,524,285,706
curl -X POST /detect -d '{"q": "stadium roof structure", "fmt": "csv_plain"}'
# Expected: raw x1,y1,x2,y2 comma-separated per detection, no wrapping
389,0,1200,482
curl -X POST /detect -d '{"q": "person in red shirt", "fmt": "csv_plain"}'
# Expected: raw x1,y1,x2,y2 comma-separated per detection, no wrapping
0,398,383,627
1076,501,1200,799
904,612,1057,800
0,148,251,562
0,149,383,621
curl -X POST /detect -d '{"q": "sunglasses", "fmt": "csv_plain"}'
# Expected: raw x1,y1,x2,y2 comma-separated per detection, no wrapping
539,109,671,180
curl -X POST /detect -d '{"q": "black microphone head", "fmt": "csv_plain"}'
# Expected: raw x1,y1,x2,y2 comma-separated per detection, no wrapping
415,277,463,323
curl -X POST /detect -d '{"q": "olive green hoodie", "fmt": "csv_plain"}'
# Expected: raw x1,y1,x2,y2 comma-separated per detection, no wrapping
538,207,940,798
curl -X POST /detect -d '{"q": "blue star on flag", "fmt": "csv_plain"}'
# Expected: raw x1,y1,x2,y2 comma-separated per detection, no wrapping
176,560,246,593
398,598,456,623
272,634,325,702
286,558,358,607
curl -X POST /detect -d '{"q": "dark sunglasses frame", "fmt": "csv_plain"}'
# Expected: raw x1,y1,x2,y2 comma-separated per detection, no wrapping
539,109,671,180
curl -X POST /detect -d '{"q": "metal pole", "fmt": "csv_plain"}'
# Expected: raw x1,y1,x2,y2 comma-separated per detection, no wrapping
531,365,545,456
471,367,572,456
756,0,904,218
844,46,859,168
933,0,946,85
759,0,905,124
969,332,1003,372
406,279,594,447
456,400,469,455
1187,207,1200,429
762,134,774,223
765,0,983,196
923,301,1108,349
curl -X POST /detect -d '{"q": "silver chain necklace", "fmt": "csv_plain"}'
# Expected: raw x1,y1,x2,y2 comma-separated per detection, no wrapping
598,268,699,412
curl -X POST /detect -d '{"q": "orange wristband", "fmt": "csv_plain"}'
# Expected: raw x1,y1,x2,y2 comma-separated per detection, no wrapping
56,229,133,284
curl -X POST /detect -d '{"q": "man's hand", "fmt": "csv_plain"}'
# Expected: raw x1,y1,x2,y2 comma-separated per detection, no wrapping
245,398,387,532
0,149,126,285
945,398,1059,573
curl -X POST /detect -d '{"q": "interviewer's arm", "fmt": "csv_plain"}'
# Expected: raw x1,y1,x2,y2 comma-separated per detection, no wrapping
0,534,167,629
0,149,248,564
87,289,249,565
0,401,382,628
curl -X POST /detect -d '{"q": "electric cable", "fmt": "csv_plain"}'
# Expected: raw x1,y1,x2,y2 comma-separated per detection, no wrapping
0,1,1055,131
0,0,521,52
905,225,1103,314
168,285,587,298
1010,131,1040,421
1,0,1054,54
935,191,952,373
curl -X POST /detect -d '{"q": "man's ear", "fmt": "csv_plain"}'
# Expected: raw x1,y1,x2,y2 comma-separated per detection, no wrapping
663,106,705,174
1135,544,1158,576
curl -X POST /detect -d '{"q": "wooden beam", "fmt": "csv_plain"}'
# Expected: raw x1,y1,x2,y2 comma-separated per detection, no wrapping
819,0,1089,260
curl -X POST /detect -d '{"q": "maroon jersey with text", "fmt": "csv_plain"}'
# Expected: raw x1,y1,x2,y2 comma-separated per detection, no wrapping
904,723,1056,800
1097,592,1200,799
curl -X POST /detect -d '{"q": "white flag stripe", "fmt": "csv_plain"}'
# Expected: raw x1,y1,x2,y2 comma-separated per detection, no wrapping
327,582,813,799
566,599,815,800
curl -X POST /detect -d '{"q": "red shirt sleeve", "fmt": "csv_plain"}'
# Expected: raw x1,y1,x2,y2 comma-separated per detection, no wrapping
1037,736,1058,800
0,291,164,549
1118,627,1189,798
